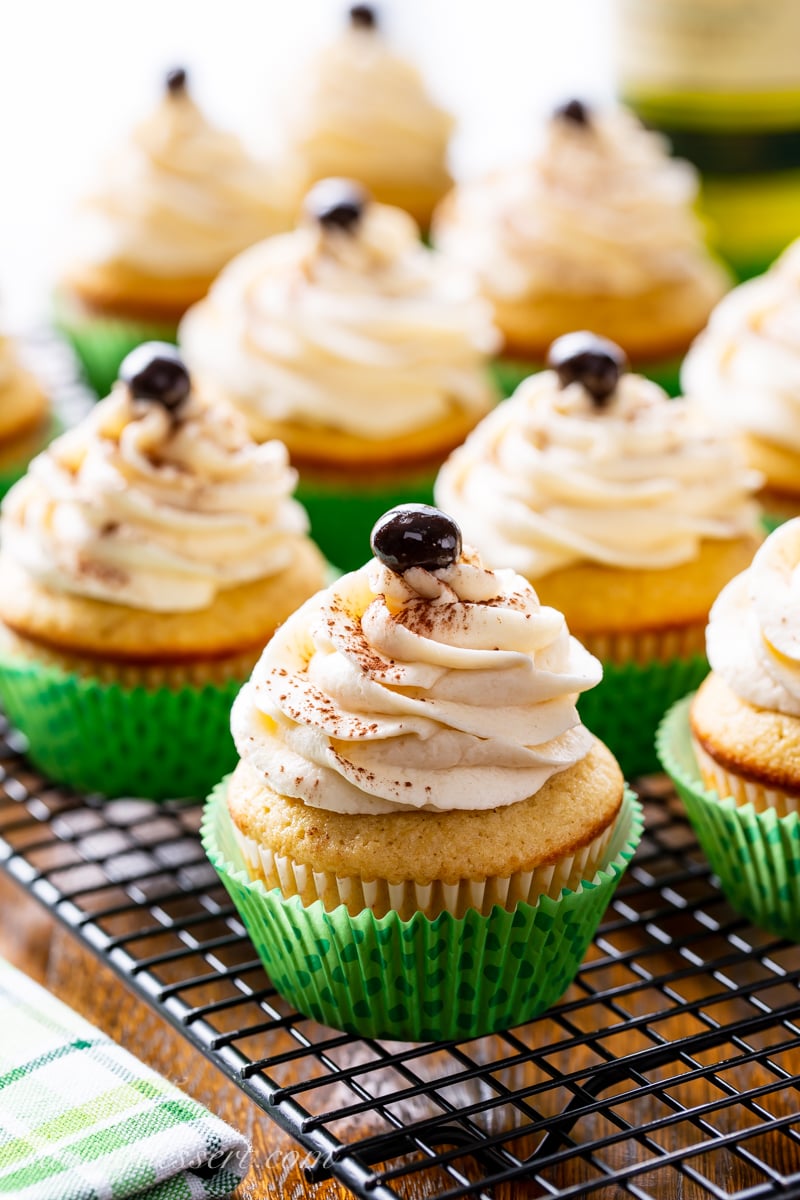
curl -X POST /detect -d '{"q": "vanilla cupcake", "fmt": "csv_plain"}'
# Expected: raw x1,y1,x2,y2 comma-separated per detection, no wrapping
58,68,294,396
657,518,800,939
436,332,763,775
0,344,326,800
203,504,642,1039
0,335,54,494
682,241,800,525
181,179,500,570
434,99,729,395
279,4,453,228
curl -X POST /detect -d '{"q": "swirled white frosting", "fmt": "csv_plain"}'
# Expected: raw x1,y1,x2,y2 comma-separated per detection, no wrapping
180,200,499,440
66,84,292,281
682,257,800,454
707,518,800,717
281,25,453,196
434,105,724,299
435,370,762,578
230,552,601,814
1,385,309,612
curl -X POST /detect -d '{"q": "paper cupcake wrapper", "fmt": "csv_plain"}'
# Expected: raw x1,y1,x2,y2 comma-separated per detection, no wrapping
54,298,177,399
296,470,436,574
0,651,240,801
657,695,800,940
229,813,617,920
202,782,642,1040
691,738,800,818
578,652,709,780
491,356,682,401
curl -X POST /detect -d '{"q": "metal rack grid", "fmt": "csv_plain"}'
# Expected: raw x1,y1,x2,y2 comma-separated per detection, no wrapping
1,715,800,1200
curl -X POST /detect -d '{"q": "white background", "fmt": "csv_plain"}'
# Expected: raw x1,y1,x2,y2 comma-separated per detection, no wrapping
0,0,613,325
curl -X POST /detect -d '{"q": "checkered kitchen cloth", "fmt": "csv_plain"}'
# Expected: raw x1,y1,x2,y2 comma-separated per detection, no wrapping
0,958,250,1199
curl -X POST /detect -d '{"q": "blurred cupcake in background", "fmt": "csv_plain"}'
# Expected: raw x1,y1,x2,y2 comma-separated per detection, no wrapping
436,332,762,776
682,240,800,528
0,344,327,801
658,518,800,940
433,100,730,396
57,68,295,397
0,333,54,496
279,4,454,229
180,178,500,571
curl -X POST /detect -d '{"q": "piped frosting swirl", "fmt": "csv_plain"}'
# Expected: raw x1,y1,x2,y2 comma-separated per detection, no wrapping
1,383,309,613
179,198,499,440
706,518,800,717
434,105,724,300
65,79,292,283
230,551,601,814
435,369,762,578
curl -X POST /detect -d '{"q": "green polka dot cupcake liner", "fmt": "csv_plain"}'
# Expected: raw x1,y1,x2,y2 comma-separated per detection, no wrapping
201,781,643,1041
54,294,177,399
657,695,800,941
490,355,682,400
578,653,709,780
0,654,240,801
296,470,437,574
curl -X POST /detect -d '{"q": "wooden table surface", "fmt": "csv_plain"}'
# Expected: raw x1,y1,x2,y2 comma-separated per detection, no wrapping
0,870,360,1200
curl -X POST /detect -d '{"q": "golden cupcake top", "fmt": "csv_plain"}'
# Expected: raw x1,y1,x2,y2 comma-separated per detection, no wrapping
435,332,762,578
682,241,800,457
1,344,309,613
434,99,728,301
231,504,602,815
280,5,453,213
179,179,499,441
705,517,800,719
63,68,294,286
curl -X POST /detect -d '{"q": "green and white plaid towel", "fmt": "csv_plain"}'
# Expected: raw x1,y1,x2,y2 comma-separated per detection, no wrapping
0,959,250,1200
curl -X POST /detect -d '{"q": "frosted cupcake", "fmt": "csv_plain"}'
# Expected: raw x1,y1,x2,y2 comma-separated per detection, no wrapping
658,518,800,939
436,332,763,775
0,344,326,800
279,4,453,228
203,504,642,1039
58,68,294,396
180,179,499,570
433,99,729,395
682,241,800,526
0,335,54,495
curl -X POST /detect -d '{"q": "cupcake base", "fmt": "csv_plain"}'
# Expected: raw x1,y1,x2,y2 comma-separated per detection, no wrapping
202,781,642,1040
657,696,800,941
0,648,243,801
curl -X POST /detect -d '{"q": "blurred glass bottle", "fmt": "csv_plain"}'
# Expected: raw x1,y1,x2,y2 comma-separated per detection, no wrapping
615,0,800,279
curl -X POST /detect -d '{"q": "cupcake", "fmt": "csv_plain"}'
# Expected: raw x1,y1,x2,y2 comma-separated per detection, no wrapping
203,504,642,1040
180,179,500,572
433,99,730,396
0,344,327,800
0,334,54,496
435,332,763,777
279,4,453,229
682,241,800,527
657,518,800,939
58,68,294,397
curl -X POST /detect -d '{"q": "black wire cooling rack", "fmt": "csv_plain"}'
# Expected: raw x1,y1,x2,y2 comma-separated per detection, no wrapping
1,714,800,1200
